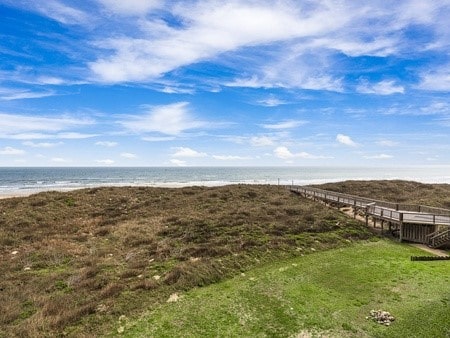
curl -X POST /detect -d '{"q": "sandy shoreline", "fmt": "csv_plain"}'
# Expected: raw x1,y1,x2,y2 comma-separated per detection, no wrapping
0,182,256,199
0,187,87,199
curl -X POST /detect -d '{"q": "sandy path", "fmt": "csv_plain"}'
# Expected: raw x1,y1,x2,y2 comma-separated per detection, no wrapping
408,243,449,257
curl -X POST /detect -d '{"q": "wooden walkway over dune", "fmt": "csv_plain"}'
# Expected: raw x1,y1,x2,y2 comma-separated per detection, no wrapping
290,186,450,248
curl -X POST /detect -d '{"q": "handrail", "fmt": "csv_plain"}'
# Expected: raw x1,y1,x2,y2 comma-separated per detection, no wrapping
428,229,450,248
428,229,450,240
426,230,442,239
292,185,450,216
290,185,450,226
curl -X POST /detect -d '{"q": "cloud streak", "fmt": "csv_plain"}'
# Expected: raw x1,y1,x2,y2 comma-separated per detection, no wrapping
88,1,353,83
119,102,208,136
0,146,25,155
357,80,404,95
0,113,95,139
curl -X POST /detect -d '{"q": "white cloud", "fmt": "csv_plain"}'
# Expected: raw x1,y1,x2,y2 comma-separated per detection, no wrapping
336,134,358,147
0,89,56,101
119,102,207,136
273,146,328,160
89,1,352,83
418,68,450,91
376,140,398,147
34,0,90,25
0,146,25,155
51,157,71,163
225,76,270,89
160,86,195,95
96,159,115,165
171,147,207,158
170,159,186,166
142,136,176,142
357,80,404,95
23,141,62,148
363,154,393,159
95,141,118,147
9,0,449,96
226,53,344,92
262,120,307,130
120,152,137,159
250,136,275,147
420,102,450,115
7,132,97,140
0,113,94,136
56,132,98,139
212,155,252,161
256,96,288,107
36,76,66,85
381,102,450,117
98,0,162,16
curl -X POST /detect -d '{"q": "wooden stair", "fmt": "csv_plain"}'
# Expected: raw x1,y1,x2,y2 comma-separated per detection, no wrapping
427,228,450,248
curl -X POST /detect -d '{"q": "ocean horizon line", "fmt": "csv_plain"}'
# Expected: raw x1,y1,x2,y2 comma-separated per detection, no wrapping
1,166,449,197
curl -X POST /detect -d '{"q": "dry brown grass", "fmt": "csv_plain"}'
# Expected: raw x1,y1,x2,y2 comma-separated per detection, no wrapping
0,184,378,336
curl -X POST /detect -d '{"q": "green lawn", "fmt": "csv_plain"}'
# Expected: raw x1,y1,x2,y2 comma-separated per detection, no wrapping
121,240,450,338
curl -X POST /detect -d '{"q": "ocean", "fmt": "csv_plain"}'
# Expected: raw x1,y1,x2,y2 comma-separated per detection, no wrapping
1,166,449,196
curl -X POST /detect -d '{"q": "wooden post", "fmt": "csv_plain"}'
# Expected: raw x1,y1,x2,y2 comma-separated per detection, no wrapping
399,213,404,242
381,220,384,235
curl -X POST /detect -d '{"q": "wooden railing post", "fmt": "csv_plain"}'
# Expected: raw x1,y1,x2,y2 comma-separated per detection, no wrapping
399,213,404,242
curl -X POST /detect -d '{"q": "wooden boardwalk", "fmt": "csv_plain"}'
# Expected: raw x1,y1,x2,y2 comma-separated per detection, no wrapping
290,186,450,248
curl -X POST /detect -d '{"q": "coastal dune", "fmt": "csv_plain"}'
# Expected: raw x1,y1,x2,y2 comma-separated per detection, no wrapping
1,181,449,336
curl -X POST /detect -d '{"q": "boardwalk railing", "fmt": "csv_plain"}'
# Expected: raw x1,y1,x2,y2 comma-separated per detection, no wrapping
290,185,450,246
290,186,450,227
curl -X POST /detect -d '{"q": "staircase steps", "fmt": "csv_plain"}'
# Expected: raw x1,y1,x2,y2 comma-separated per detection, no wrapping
427,228,450,248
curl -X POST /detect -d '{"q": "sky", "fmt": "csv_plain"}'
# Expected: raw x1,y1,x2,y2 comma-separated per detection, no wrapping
1,0,450,167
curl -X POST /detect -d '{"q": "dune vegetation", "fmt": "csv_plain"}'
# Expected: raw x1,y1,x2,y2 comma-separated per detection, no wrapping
0,181,449,336
315,180,450,209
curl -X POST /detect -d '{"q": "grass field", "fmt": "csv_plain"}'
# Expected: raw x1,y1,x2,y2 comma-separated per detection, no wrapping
0,181,449,336
123,240,450,338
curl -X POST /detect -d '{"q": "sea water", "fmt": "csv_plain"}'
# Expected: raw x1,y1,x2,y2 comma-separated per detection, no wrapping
0,166,449,196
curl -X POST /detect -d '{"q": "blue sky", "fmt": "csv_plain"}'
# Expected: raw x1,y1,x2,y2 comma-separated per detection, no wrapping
1,0,450,167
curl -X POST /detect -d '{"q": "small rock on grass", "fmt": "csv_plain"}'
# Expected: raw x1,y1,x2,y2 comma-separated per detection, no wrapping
167,293,181,303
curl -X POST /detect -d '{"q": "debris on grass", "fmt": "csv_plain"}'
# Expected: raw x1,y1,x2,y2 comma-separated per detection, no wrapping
367,309,395,326
167,293,181,303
